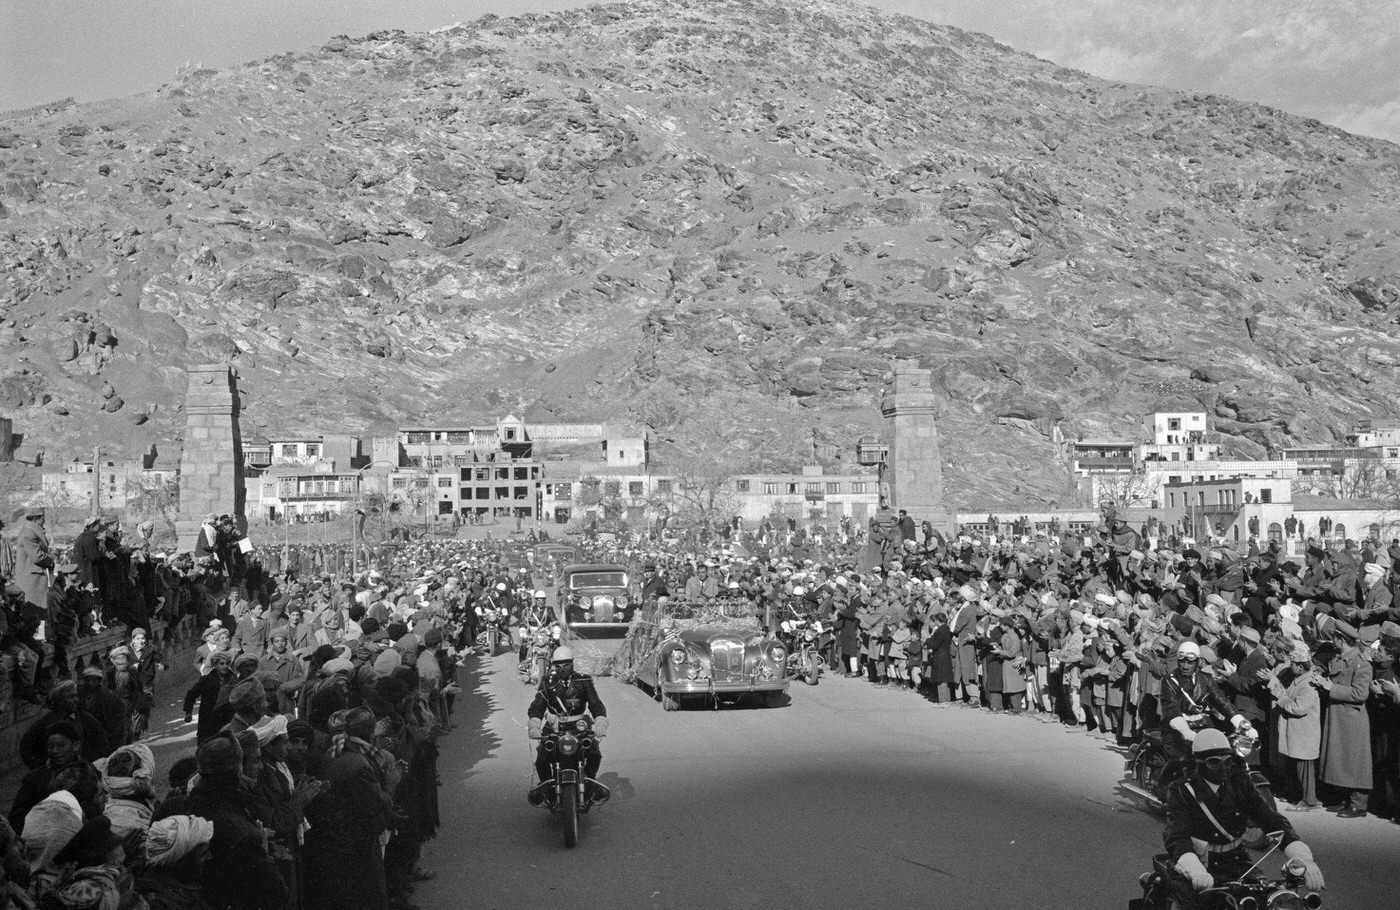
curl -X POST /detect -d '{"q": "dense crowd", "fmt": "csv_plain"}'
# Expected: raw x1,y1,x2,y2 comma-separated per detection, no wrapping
0,503,546,910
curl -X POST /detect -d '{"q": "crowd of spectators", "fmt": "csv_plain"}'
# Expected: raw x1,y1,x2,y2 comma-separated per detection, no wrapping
0,511,542,910
613,510,1400,823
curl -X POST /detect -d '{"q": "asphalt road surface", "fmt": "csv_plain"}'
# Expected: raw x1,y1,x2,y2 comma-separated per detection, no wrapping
417,649,1399,910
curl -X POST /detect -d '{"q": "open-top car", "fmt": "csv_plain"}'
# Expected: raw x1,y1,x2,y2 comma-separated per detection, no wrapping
617,598,788,710
558,563,634,633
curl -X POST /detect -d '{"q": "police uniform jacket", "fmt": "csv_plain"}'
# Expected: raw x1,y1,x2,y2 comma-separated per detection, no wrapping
1163,768,1297,863
528,672,607,723
1159,669,1240,728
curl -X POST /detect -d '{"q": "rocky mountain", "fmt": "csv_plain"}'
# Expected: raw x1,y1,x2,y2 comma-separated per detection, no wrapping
3,0,1400,508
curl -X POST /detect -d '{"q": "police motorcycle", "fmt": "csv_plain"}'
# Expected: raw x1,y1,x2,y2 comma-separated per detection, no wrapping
1129,831,1322,910
475,587,514,656
778,592,824,686
1125,720,1267,811
518,591,563,686
529,652,610,848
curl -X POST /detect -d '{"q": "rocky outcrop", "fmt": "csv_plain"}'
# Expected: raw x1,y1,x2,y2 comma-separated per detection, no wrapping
2,0,1400,505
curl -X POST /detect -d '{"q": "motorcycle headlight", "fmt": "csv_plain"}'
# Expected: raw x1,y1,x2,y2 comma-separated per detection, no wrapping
575,719,588,732
558,734,579,757
803,630,815,642
534,631,549,646
769,645,785,662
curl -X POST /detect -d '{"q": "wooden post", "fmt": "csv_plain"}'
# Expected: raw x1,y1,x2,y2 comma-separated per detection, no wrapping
92,445,101,518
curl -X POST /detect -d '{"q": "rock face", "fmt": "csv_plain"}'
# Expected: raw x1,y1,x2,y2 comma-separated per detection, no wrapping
3,0,1400,506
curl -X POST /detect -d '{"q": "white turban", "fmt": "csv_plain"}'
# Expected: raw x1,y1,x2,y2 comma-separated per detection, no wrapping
144,815,215,867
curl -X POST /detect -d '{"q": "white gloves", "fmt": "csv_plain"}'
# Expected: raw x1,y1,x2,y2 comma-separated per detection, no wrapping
1170,715,1196,741
1284,842,1326,892
594,716,609,737
1175,852,1213,891
528,717,542,740
1230,714,1248,732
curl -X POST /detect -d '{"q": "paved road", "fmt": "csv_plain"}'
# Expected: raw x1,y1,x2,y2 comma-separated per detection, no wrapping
419,650,1399,910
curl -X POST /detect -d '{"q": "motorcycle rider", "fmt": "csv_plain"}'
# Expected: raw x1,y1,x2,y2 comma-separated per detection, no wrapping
518,590,556,661
1159,641,1252,761
1162,729,1325,908
527,646,609,804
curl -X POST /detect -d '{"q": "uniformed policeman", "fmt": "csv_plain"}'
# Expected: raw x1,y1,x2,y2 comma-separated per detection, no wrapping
1162,729,1324,908
1159,641,1250,758
527,646,609,804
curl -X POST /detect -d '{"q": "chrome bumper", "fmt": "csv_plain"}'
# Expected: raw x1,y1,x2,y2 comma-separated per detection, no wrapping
660,678,788,696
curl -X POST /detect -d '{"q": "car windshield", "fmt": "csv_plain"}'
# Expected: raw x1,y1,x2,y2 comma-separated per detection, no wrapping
570,572,626,589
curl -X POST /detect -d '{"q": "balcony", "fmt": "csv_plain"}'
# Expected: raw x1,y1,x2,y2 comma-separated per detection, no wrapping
1074,458,1135,471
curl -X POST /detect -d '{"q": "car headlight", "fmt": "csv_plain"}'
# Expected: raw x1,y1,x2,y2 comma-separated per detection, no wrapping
618,594,629,606
687,666,698,679
579,595,593,609
669,649,687,664
769,645,786,662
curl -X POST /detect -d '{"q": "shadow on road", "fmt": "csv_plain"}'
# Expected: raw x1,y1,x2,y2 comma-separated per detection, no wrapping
448,654,502,780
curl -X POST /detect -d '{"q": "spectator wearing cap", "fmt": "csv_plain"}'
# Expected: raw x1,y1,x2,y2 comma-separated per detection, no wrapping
221,678,269,738
18,681,109,769
47,563,81,680
13,506,53,615
1351,561,1395,629
1266,641,1322,810
233,601,271,661
1218,624,1271,765
1314,616,1373,817
184,651,235,744
181,735,290,910
260,626,305,716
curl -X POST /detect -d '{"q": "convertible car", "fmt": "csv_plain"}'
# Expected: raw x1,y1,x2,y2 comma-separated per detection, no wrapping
623,598,788,710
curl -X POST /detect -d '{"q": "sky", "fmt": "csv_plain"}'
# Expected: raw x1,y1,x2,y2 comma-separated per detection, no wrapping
1,0,1398,144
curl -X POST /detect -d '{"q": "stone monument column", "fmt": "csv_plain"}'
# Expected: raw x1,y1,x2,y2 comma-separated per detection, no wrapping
175,364,246,552
880,368,950,533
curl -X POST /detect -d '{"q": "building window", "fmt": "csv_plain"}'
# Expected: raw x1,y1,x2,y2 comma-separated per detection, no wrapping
476,468,490,481
555,482,571,498
1197,492,1206,506
495,487,509,499
504,428,516,441
655,479,672,494
1168,418,1181,431
496,468,509,480
806,483,822,494
438,477,452,488
392,477,407,489
1168,476,1181,484
281,444,297,457
515,467,529,480
851,482,867,494
514,486,529,500
629,481,645,496
313,481,325,494
763,482,779,495
735,479,750,493
1259,488,1271,503
826,482,840,494
475,488,489,500
1268,522,1283,543
305,444,320,457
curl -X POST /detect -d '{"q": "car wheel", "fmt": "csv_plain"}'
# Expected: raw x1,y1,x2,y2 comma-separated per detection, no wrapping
661,690,680,711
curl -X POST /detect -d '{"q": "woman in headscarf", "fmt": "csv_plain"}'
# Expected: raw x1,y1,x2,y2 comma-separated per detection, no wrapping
136,815,215,910
97,743,157,838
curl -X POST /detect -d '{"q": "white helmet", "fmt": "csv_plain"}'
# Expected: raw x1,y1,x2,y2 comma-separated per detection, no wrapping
533,590,547,599
551,646,574,663
792,586,806,597
496,582,508,591
1176,641,1201,659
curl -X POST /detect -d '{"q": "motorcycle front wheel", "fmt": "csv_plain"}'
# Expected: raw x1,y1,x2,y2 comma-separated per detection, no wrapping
560,780,580,848
802,651,820,686
486,628,499,655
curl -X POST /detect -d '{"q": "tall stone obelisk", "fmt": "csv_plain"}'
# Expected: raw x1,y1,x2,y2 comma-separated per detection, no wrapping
880,368,950,533
175,364,246,552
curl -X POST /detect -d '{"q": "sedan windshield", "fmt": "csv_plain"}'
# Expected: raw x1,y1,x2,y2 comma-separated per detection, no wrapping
571,572,626,589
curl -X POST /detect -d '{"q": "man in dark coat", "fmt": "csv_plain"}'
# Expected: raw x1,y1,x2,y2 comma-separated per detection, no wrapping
72,517,103,592
1315,617,1373,817
18,679,109,768
178,736,290,910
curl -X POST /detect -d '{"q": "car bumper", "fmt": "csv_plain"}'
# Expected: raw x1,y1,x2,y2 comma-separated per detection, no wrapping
660,678,788,696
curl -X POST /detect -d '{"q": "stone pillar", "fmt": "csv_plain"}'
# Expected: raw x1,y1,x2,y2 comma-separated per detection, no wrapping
0,417,13,462
175,365,245,552
880,368,950,533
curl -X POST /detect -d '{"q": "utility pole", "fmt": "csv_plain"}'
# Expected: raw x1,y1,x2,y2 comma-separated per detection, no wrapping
91,445,101,519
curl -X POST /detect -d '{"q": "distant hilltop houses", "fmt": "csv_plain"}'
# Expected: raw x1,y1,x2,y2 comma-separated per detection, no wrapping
1072,411,1400,551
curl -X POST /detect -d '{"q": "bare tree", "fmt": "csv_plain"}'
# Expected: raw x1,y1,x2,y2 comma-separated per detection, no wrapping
1093,471,1153,512
124,474,180,540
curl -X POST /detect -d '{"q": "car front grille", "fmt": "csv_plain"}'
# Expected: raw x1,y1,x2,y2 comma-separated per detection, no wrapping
710,638,745,677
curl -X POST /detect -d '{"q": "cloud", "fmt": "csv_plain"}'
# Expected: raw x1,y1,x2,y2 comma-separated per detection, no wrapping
880,0,1400,144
